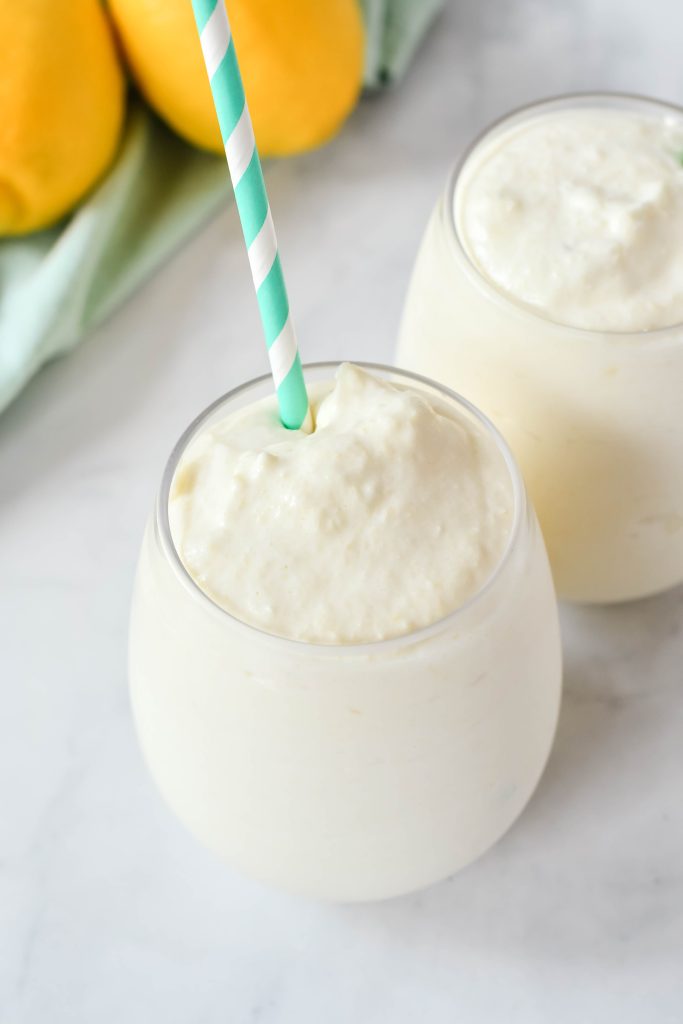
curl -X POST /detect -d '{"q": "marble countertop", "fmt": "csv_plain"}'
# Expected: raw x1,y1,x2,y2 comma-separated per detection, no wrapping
2,1,683,1020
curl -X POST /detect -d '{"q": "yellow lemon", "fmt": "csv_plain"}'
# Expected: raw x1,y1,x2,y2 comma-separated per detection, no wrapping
107,0,364,156
0,0,125,236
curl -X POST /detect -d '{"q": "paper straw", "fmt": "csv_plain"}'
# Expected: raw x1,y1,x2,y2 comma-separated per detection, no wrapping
191,0,311,431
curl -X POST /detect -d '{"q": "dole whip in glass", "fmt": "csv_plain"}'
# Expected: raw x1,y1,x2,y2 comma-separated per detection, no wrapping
129,363,561,901
397,94,683,603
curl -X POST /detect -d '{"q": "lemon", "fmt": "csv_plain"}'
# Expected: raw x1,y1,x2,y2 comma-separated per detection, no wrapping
107,0,364,156
0,0,125,236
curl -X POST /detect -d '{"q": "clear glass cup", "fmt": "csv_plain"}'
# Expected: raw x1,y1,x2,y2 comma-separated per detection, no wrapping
129,362,561,902
397,93,683,604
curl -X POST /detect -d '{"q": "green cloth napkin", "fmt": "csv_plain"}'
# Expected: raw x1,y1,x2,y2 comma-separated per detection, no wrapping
0,0,443,415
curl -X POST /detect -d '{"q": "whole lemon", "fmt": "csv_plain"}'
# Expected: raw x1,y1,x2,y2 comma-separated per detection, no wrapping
0,0,125,236
107,0,364,156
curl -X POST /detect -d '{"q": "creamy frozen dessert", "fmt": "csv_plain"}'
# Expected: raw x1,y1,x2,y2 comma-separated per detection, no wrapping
458,109,683,331
129,363,561,901
169,363,513,643
398,94,683,602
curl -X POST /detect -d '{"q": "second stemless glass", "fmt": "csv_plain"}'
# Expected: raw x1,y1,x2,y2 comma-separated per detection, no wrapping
129,363,561,902
397,93,683,604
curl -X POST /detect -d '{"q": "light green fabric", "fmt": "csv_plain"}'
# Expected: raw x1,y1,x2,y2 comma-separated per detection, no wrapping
0,0,443,414
363,0,446,85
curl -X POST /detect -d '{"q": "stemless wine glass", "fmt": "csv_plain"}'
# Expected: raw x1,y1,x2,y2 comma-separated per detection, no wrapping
397,93,683,604
129,362,561,902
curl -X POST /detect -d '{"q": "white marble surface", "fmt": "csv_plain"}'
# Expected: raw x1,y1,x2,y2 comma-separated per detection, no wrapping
2,1,683,1020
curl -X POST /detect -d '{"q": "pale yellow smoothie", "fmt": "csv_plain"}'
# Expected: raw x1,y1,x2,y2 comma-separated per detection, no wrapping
129,363,561,901
398,94,683,602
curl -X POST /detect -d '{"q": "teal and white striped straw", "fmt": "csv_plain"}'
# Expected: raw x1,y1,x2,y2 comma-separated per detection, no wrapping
191,0,311,431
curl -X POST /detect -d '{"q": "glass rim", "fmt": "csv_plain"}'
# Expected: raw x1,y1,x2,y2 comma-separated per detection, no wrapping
154,361,528,655
446,90,683,340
